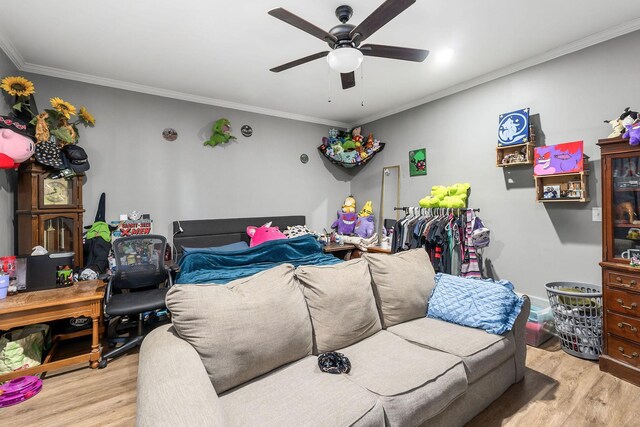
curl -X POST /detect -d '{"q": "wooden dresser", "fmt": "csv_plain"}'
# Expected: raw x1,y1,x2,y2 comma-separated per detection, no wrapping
598,137,640,386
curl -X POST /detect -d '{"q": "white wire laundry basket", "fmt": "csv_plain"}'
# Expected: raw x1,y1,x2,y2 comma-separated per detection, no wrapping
545,282,603,360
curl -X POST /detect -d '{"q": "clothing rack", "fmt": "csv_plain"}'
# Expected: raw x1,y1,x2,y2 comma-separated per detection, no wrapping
394,207,480,214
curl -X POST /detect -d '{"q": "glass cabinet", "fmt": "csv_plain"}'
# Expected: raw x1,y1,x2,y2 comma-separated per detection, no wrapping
611,155,640,261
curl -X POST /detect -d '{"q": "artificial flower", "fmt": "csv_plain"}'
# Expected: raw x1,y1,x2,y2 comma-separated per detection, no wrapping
50,97,77,119
0,76,35,97
79,106,95,126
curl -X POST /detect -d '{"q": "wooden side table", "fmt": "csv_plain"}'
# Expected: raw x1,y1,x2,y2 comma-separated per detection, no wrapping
323,243,393,260
0,280,104,381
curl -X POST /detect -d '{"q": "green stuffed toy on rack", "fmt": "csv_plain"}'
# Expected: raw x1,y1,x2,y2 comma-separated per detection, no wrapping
419,183,471,208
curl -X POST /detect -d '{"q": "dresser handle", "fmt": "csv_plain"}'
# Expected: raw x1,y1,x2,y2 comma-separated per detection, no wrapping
632,280,637,286
617,276,623,282
618,322,639,332
618,346,639,359
616,299,638,310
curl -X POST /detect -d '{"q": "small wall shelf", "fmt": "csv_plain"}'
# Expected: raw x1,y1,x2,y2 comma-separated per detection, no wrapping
534,170,590,203
496,142,534,167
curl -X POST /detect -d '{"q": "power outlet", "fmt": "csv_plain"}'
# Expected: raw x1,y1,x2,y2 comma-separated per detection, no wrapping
592,207,602,222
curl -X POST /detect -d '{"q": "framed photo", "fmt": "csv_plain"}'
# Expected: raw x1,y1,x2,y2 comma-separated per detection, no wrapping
543,185,560,199
498,108,530,146
409,148,427,176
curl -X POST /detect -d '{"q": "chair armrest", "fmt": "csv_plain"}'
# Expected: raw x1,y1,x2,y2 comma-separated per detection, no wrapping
512,295,531,382
137,324,229,427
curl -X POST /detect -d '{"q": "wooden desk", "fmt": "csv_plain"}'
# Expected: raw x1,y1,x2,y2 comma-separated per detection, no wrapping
0,280,105,381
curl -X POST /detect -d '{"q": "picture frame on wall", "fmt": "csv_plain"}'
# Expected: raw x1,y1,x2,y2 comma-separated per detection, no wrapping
498,108,530,146
409,149,427,176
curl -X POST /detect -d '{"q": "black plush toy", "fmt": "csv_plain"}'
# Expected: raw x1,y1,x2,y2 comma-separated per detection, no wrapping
619,107,639,125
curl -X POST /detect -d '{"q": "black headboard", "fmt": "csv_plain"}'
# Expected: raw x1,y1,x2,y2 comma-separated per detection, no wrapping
172,215,306,260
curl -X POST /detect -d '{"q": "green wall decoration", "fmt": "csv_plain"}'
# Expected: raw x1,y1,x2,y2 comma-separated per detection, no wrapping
409,148,427,176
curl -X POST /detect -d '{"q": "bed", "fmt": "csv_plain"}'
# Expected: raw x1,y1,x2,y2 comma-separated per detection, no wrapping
172,216,340,284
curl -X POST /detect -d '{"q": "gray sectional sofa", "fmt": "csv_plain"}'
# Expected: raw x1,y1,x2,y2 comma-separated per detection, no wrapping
137,249,530,427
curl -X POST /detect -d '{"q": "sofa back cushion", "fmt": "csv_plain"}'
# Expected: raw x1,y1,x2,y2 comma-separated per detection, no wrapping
166,264,313,393
295,259,382,354
363,249,436,328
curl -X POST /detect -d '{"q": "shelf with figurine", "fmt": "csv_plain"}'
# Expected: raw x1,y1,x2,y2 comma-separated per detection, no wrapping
496,125,536,167
533,141,590,203
318,127,385,169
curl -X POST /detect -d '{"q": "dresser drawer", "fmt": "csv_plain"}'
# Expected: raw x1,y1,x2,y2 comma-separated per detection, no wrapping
607,311,640,343
607,335,640,368
606,271,640,291
605,286,640,316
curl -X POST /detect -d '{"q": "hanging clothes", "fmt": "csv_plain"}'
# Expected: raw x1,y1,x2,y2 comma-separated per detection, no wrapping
392,208,486,278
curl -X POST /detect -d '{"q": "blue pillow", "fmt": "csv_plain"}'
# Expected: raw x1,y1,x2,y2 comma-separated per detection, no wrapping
427,273,524,335
182,241,249,254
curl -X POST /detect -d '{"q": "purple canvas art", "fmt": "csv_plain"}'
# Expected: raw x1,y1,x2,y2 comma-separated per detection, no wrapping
534,141,584,176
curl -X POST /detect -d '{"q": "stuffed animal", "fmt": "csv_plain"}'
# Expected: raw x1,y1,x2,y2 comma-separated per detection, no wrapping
35,112,50,143
615,202,636,223
342,138,356,151
358,201,373,217
418,183,471,208
418,195,440,208
246,222,287,247
0,129,35,169
624,122,640,146
342,196,356,213
331,211,357,235
204,118,236,147
620,107,639,128
328,128,338,139
284,225,313,238
352,127,363,144
441,196,466,208
341,233,378,250
604,118,625,138
365,133,374,149
340,151,357,164
354,215,375,238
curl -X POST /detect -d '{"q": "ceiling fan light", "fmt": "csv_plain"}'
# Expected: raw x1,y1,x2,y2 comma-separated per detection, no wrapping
326,47,364,73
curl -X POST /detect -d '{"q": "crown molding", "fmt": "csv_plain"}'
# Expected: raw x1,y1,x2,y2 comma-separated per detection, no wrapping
0,31,25,69
351,18,640,127
16,62,350,128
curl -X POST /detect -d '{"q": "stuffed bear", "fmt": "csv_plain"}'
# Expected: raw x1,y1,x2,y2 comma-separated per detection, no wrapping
246,223,287,247
331,211,357,235
624,122,640,146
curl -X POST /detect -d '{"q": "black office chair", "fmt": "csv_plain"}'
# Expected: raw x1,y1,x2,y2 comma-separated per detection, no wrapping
98,234,172,368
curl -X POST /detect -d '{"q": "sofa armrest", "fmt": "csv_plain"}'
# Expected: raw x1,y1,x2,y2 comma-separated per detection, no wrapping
137,324,229,427
512,295,531,382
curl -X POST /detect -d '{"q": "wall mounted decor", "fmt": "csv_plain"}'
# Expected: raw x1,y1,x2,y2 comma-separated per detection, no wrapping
318,128,384,169
162,128,178,141
241,125,253,137
409,149,426,176
204,118,236,148
498,108,530,146
534,141,585,176
300,154,309,164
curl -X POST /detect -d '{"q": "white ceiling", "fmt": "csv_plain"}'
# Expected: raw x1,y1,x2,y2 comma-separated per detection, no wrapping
1,1,640,127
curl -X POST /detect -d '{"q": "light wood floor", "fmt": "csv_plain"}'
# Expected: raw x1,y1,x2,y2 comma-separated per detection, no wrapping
5,338,640,426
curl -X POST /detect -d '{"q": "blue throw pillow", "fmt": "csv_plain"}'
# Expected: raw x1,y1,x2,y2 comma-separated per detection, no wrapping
427,273,524,335
182,241,249,254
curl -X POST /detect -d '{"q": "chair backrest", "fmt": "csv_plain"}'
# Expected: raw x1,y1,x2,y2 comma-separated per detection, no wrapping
112,234,168,290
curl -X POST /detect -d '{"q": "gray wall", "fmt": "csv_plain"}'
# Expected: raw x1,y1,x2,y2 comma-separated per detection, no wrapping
351,30,640,305
0,49,18,256
0,68,351,253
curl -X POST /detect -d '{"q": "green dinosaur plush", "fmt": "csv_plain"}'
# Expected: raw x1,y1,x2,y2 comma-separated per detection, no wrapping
204,118,236,147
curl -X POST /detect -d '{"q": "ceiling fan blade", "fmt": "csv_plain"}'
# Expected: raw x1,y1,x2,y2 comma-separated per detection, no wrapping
341,72,356,90
350,0,416,44
268,8,337,44
270,51,330,73
360,44,429,62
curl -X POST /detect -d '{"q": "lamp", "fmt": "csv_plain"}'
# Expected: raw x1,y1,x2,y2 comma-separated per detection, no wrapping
326,47,364,73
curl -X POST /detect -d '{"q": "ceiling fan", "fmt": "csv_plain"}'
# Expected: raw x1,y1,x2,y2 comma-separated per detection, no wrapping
268,0,429,90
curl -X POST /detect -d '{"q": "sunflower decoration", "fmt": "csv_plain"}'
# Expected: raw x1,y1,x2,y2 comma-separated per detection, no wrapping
78,107,96,126
0,76,35,97
1,75,97,146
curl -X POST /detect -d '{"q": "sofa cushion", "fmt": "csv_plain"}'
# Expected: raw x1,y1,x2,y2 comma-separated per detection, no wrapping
363,248,435,327
296,259,382,354
166,264,313,394
219,356,383,427
387,317,516,383
338,330,467,427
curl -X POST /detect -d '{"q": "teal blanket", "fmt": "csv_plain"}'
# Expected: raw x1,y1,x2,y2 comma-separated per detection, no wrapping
176,235,340,284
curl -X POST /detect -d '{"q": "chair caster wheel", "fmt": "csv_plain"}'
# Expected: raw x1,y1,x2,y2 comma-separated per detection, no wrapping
98,359,108,369
108,342,116,348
